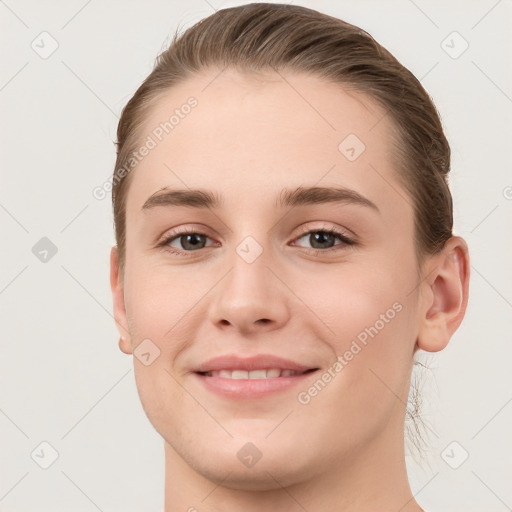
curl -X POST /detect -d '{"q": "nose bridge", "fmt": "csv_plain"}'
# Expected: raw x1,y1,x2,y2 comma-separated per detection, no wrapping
209,231,290,331
226,233,276,306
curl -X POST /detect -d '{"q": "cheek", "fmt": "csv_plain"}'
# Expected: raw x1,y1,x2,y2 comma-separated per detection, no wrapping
299,253,412,337
122,263,213,412
296,291,415,450
123,258,206,340
297,255,418,408
124,265,195,430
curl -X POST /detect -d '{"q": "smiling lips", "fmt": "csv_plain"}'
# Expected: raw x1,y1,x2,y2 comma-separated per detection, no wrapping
193,354,319,398
203,368,314,379
194,353,319,378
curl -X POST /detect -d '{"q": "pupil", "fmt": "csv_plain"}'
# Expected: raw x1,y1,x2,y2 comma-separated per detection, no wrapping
311,232,334,249
182,234,204,250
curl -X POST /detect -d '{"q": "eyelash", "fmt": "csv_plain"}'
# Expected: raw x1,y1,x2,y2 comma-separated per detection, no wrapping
157,224,356,258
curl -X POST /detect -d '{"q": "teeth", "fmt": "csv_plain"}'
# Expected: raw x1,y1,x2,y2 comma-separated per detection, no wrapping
207,368,303,379
249,369,267,379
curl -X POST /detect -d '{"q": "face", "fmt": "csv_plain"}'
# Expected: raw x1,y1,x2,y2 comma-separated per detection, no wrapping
113,68,425,489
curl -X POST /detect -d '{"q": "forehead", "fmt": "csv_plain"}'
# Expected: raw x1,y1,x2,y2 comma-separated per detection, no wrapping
124,68,409,220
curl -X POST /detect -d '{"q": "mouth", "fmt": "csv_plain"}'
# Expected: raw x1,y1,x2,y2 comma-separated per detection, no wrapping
196,368,318,379
193,367,320,399
192,353,321,398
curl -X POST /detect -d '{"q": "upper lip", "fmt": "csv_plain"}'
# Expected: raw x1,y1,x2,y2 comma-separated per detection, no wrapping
194,354,319,373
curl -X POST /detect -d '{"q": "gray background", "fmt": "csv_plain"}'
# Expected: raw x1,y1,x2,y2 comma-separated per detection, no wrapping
1,0,511,511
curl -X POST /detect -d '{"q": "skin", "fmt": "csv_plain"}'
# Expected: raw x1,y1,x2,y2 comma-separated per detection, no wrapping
110,68,469,511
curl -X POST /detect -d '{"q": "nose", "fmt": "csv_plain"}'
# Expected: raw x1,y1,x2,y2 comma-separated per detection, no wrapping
208,241,291,335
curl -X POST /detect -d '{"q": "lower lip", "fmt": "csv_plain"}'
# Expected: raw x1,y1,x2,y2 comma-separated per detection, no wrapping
193,371,318,399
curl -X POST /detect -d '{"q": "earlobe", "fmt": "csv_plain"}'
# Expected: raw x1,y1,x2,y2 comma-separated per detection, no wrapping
417,236,470,352
110,246,132,354
119,336,132,355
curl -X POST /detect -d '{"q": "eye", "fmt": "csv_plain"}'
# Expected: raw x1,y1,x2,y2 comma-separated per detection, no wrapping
292,226,355,253
157,224,355,257
158,229,216,256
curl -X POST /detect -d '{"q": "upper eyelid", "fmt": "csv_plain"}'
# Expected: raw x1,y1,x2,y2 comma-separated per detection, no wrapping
295,223,353,238
160,223,350,238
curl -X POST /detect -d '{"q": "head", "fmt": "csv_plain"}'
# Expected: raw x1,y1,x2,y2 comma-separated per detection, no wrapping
110,3,469,490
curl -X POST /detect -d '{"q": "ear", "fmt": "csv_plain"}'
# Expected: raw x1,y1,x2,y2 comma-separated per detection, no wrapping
110,246,132,355
417,236,470,352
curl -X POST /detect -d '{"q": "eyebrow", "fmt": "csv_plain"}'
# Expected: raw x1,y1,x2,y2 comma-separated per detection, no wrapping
141,186,379,213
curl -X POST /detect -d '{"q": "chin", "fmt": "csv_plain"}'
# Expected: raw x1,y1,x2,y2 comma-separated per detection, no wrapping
183,440,318,491
196,459,310,491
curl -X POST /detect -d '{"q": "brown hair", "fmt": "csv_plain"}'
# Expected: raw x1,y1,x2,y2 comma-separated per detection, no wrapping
113,2,452,276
